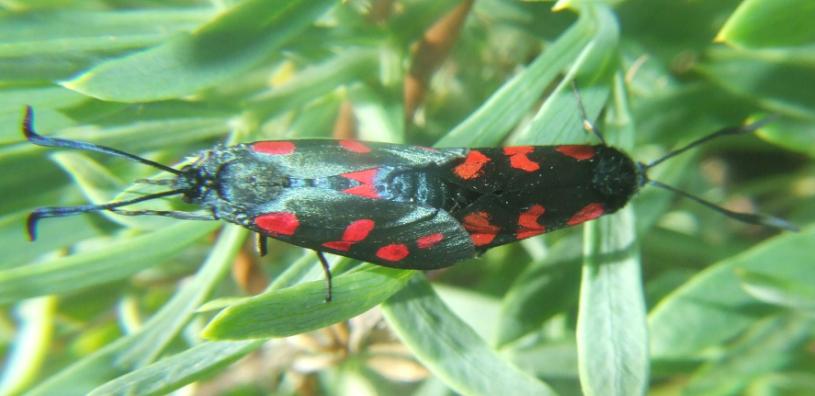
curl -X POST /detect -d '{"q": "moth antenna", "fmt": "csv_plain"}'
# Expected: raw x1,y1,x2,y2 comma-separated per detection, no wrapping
570,81,607,145
648,179,799,232
22,106,183,175
135,178,177,186
26,189,185,241
645,115,777,169
109,209,215,221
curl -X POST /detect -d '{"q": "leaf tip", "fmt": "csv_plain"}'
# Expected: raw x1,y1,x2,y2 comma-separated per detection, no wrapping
713,30,728,43
551,0,572,12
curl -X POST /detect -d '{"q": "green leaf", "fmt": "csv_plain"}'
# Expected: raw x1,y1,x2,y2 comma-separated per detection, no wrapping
697,48,815,119
28,225,244,395
747,372,815,395
0,8,210,82
496,238,582,347
574,13,649,389
249,49,379,120
0,8,210,56
757,116,815,158
63,0,334,102
0,297,56,396
578,208,648,396
649,226,815,359
435,4,598,147
683,314,813,395
202,266,415,339
0,221,218,304
89,340,261,396
382,276,558,396
717,0,815,50
737,269,815,311
0,211,99,270
509,3,619,146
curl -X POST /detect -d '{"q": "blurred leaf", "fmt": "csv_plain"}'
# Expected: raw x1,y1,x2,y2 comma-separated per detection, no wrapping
738,269,815,311
697,48,815,119
717,0,815,50
649,226,815,359
249,49,379,121
496,238,581,347
0,211,100,269
684,314,813,395
64,0,333,101
0,8,210,82
747,372,815,396
435,4,597,147
758,116,815,158
0,221,218,304
0,297,55,396
435,284,502,342
382,276,558,396
90,340,261,396
28,225,244,395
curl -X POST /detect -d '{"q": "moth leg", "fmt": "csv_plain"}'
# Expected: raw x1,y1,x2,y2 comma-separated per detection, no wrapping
256,234,268,256
315,251,333,303
570,81,607,145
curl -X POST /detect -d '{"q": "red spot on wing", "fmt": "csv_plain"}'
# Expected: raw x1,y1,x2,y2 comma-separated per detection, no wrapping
252,141,295,155
343,219,375,241
339,140,371,153
504,146,540,172
322,219,375,251
453,150,490,180
462,211,500,246
567,203,605,226
417,233,444,249
516,204,546,239
341,169,376,184
344,185,378,199
341,168,379,199
376,244,410,262
556,145,595,161
321,241,353,251
255,212,300,236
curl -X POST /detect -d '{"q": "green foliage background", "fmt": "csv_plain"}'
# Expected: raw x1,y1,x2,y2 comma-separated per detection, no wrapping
1,0,813,395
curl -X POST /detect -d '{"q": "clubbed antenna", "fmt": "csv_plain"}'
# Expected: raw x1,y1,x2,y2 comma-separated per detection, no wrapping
648,179,799,232
23,106,195,240
26,190,187,241
644,116,777,170
642,116,796,232
23,106,182,175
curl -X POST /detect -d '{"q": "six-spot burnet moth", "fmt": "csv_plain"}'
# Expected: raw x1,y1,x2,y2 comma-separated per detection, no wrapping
23,95,797,301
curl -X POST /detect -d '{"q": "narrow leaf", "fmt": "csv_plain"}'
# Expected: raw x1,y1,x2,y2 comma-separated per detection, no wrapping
649,226,815,359
28,225,244,395
202,266,415,339
64,0,333,101
0,221,218,304
578,208,648,396
382,276,558,396
90,341,262,396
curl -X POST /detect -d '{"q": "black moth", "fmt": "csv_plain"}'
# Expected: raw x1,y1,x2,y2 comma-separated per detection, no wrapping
24,100,796,301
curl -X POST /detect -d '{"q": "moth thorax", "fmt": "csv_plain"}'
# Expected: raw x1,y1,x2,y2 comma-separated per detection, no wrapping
215,160,286,205
592,147,640,213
